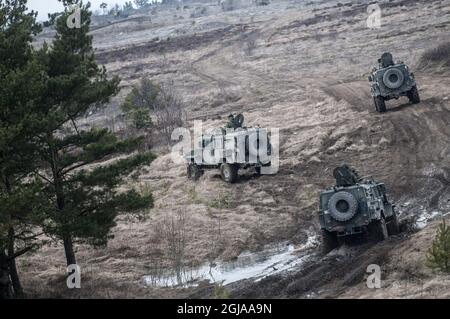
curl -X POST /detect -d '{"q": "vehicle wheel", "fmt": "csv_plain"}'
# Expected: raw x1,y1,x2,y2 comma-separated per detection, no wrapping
187,163,202,181
386,212,400,236
255,167,261,175
382,68,404,89
368,217,388,242
327,191,358,222
408,85,420,104
220,163,238,183
322,230,339,254
374,96,386,113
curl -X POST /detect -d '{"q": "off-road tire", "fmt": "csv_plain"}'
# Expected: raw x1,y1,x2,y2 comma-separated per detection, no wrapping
386,212,400,236
368,217,388,242
374,96,386,113
383,68,404,89
220,163,238,183
327,191,358,222
322,230,339,254
408,85,420,104
187,163,202,181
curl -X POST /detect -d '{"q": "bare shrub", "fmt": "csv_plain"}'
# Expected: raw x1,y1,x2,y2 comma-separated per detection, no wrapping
153,82,186,146
145,252,166,286
243,35,257,56
157,211,189,285
206,216,225,269
418,42,450,70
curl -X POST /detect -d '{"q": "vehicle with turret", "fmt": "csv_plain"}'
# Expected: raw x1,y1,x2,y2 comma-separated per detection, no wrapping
253,0,270,6
185,114,273,183
368,52,420,113
319,165,399,253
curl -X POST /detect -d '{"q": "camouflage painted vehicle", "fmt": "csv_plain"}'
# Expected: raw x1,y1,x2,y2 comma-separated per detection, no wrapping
368,52,420,113
253,0,270,6
185,114,272,183
319,165,399,253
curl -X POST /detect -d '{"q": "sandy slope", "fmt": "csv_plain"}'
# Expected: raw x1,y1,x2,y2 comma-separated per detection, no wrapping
24,0,450,298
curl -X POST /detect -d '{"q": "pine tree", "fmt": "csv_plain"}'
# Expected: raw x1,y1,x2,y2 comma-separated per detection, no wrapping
0,0,45,299
121,78,159,130
426,220,450,273
33,0,155,267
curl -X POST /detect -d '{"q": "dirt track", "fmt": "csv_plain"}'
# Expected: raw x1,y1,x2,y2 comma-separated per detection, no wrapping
26,0,450,298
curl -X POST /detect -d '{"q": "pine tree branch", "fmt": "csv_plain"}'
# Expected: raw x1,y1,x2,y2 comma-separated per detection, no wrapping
60,161,91,176
14,232,45,242
35,171,54,186
7,245,37,260
69,115,81,136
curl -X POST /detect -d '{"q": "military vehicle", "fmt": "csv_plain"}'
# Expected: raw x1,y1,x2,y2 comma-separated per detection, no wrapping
185,114,272,183
253,0,270,6
318,165,399,253
368,52,420,113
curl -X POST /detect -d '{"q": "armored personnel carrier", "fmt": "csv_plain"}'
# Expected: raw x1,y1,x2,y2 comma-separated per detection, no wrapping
185,114,272,183
368,52,420,113
319,165,399,253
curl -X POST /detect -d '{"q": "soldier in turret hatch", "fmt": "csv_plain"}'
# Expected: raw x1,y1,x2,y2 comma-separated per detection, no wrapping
370,51,420,112
225,114,236,129
225,113,244,129
379,52,395,68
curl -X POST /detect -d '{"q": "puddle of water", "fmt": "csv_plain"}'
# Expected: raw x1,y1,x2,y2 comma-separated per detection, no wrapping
144,234,319,288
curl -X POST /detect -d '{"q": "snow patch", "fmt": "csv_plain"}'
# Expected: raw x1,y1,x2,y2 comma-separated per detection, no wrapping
144,234,319,288
415,210,449,229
